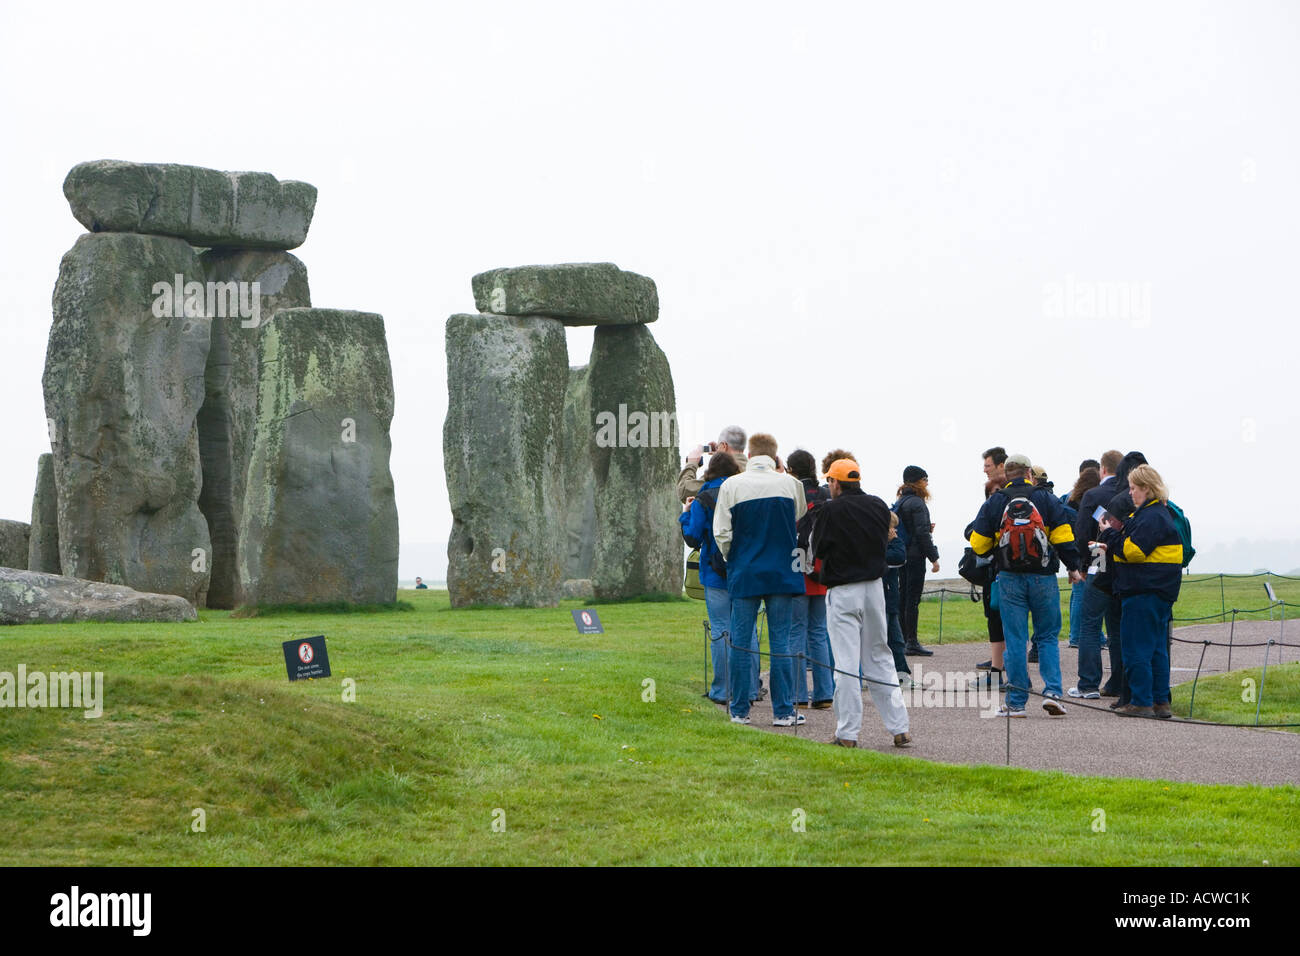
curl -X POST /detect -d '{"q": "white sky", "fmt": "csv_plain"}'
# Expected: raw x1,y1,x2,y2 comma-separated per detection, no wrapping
2,0,1298,581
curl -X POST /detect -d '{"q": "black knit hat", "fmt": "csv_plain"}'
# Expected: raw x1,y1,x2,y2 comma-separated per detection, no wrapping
903,465,928,483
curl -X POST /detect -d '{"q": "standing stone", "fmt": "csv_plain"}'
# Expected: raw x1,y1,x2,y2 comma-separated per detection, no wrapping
588,325,681,599
561,365,597,580
0,520,30,570
43,233,211,606
443,314,568,607
238,309,398,606
63,161,317,249
27,454,60,574
196,250,311,608
471,263,658,325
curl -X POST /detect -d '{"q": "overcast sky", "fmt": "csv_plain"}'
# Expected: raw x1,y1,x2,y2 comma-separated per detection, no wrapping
2,0,1298,582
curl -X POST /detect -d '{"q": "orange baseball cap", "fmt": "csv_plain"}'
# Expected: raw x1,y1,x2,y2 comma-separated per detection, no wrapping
826,459,864,483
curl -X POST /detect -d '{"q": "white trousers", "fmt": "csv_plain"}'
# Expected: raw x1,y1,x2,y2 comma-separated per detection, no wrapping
827,579,910,741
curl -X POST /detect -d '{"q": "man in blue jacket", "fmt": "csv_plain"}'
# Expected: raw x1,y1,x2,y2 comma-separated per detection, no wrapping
968,453,1083,717
714,433,807,727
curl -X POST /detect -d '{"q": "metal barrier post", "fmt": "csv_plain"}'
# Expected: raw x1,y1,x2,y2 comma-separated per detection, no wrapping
703,619,710,698
938,588,945,645
1256,640,1273,727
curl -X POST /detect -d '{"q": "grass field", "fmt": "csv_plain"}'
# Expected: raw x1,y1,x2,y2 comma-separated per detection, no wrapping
1172,662,1300,729
1,576,1297,866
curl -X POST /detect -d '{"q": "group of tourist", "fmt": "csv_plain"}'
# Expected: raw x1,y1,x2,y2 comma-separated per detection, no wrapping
677,427,1186,748
971,447,1185,719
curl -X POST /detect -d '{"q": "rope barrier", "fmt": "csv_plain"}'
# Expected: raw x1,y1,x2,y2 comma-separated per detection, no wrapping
711,634,1300,729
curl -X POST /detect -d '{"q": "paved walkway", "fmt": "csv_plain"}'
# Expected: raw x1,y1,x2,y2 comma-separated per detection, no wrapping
733,621,1299,787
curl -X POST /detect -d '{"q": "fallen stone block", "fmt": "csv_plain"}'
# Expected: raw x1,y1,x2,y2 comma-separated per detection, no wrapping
0,567,196,624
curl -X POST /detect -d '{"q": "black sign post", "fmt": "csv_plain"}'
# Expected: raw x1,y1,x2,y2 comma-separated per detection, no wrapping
283,635,331,681
571,608,604,634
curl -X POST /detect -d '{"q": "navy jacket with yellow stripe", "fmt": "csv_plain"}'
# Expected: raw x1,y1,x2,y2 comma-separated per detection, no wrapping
967,478,1082,575
1111,498,1183,603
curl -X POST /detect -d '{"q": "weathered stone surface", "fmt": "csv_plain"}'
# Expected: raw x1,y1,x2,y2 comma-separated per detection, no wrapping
64,160,317,250
43,233,212,606
237,309,398,606
0,520,30,570
559,578,595,601
196,250,311,608
588,325,681,599
471,263,658,326
27,455,60,574
561,365,596,580
0,568,196,624
443,313,568,607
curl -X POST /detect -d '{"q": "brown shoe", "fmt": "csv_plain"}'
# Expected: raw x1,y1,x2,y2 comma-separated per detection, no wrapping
1116,704,1155,717
1153,702,1173,719
811,700,833,710
893,733,913,748
832,737,857,748
796,702,810,709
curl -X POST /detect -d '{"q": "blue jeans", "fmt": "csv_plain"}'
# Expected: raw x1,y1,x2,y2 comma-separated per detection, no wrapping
1121,592,1172,707
998,572,1064,710
704,586,731,703
792,594,834,703
730,594,794,719
883,567,910,674
1067,579,1085,645
1075,580,1121,693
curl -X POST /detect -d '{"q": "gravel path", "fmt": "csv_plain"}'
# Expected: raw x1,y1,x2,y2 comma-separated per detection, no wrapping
730,621,1299,787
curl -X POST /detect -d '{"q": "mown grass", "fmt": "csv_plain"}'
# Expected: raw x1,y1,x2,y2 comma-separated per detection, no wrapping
0,588,1296,865
1172,662,1300,730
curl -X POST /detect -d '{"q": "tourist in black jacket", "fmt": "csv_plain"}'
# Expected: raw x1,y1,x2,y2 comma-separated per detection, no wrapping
895,466,939,656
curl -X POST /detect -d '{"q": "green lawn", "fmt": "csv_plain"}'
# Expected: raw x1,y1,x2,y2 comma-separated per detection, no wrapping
1173,662,1300,730
1,587,1296,865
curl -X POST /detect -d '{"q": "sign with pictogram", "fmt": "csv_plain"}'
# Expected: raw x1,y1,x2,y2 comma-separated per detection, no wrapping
571,608,604,634
283,635,331,681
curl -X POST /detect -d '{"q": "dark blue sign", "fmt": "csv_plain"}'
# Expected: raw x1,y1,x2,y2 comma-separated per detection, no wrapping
571,608,604,634
283,635,331,681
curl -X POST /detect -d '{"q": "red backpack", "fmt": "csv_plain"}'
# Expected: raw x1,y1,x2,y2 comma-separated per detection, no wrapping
996,495,1054,571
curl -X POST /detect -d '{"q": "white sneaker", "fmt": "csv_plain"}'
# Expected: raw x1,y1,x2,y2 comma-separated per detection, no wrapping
1042,696,1067,716
995,705,1027,718
772,713,807,727
730,714,751,725
1067,687,1100,699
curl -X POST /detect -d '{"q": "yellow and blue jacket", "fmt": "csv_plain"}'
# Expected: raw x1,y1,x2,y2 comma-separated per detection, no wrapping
967,478,1082,575
1112,499,1183,603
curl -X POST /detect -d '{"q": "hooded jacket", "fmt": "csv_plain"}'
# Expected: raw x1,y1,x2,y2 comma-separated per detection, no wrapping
678,476,729,590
